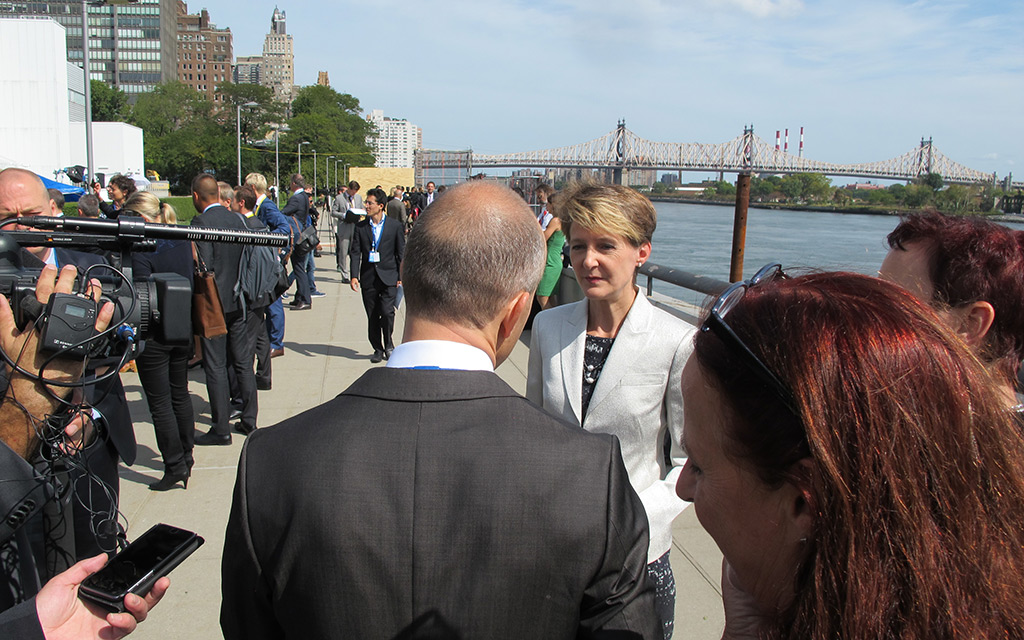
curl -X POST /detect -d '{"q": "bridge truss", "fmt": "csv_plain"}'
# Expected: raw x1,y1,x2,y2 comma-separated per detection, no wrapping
417,123,997,185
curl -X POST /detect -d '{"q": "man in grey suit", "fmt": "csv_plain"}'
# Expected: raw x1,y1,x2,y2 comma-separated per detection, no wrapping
330,180,362,282
221,181,659,639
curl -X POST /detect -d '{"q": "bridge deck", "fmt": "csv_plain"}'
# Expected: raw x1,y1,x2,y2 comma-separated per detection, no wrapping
115,251,725,639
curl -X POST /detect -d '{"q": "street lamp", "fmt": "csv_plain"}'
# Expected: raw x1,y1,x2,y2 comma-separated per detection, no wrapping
81,0,138,185
326,156,335,191
236,101,259,185
312,149,317,196
297,141,310,179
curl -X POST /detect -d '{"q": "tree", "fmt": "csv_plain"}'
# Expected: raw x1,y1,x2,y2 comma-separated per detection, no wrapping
282,85,375,183
90,80,130,122
921,172,944,191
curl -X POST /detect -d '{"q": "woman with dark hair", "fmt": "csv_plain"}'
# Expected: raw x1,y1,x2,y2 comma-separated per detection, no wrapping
125,191,195,491
678,267,1024,639
99,174,137,219
528,182,694,639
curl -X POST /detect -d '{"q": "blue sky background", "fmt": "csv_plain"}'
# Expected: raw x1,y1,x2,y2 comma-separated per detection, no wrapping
194,0,1022,179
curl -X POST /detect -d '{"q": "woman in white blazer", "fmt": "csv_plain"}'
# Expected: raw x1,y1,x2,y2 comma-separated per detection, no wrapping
527,182,694,640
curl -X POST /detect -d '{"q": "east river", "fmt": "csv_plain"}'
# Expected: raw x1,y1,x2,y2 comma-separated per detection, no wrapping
647,201,1024,306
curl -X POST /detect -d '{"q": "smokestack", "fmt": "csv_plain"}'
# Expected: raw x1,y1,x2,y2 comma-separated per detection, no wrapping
799,127,804,157
775,130,780,151
784,129,789,154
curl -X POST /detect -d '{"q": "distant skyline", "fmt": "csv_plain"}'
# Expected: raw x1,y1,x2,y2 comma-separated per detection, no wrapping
189,0,1023,180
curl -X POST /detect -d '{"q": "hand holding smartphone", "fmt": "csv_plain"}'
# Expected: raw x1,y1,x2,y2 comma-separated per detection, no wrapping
78,523,204,613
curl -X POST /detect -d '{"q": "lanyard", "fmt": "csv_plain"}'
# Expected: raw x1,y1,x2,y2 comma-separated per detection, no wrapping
370,219,384,252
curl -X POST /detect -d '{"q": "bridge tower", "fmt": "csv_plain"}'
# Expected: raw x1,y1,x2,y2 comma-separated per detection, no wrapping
919,137,934,176
613,119,626,185
742,125,755,170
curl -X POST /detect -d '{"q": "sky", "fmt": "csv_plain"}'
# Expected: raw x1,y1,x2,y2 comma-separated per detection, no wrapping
193,0,1023,180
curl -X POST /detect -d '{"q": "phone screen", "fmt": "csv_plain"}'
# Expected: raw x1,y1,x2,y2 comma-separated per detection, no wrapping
85,525,195,595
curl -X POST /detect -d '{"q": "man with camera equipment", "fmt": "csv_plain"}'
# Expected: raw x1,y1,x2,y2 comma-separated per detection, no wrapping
0,264,169,639
221,182,658,639
0,168,137,559
244,173,290,359
190,174,259,445
281,174,313,310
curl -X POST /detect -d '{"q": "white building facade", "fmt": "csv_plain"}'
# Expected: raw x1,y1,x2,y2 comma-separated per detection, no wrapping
368,109,421,169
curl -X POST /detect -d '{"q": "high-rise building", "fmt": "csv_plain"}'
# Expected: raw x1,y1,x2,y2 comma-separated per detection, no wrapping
368,109,421,169
233,55,262,85
175,1,232,105
0,0,177,97
260,7,293,103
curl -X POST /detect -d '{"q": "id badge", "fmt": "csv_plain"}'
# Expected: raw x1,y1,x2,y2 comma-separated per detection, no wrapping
369,251,380,263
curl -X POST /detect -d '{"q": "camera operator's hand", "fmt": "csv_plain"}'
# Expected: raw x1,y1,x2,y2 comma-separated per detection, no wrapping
0,265,114,459
35,553,170,640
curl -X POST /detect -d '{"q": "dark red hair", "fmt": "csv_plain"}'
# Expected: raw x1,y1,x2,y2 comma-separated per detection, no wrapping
887,210,1024,382
695,272,1024,639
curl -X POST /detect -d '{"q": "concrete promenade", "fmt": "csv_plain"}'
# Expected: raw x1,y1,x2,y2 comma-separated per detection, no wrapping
115,252,726,639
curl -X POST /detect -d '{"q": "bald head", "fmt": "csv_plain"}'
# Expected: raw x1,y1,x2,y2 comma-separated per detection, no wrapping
402,181,546,329
191,174,220,211
0,168,59,222
0,169,61,258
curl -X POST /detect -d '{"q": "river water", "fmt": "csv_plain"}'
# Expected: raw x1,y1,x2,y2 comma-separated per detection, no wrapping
647,201,1024,306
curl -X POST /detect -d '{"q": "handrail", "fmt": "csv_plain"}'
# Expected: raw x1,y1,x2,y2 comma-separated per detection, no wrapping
638,261,730,298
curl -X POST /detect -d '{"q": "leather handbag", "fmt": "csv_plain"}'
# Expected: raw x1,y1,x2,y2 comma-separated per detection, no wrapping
191,246,227,339
296,223,319,255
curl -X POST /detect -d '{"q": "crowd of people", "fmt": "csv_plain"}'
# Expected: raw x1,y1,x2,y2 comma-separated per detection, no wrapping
0,166,1022,639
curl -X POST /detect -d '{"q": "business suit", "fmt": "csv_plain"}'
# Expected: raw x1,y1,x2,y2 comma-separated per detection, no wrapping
330,191,361,277
350,215,405,353
221,367,659,639
191,204,258,436
527,292,693,565
281,188,313,306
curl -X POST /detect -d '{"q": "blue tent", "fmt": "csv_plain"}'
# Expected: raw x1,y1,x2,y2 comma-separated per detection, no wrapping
37,174,86,203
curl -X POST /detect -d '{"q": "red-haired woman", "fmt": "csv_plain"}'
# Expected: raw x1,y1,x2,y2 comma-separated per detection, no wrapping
677,267,1024,639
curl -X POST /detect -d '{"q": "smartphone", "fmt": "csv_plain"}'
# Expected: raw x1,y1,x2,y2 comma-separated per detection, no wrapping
78,523,204,613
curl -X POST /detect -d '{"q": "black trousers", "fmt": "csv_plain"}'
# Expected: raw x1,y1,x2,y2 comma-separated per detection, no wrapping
290,250,312,305
136,341,194,475
229,307,271,393
360,271,397,352
200,309,257,435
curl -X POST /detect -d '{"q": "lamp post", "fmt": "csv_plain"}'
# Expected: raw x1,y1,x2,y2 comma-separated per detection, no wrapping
326,156,335,191
236,101,259,185
343,163,350,185
274,127,280,202
297,141,310,179
312,149,317,196
81,0,138,185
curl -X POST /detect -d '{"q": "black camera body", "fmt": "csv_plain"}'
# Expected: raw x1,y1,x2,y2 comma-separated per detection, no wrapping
0,215,286,360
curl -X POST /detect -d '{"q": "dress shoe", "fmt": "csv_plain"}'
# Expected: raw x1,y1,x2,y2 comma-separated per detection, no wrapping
233,422,257,436
257,379,272,391
341,278,350,284
370,350,384,363
384,348,393,360
149,470,189,491
289,302,311,311
270,348,285,358
195,431,232,446
230,408,242,421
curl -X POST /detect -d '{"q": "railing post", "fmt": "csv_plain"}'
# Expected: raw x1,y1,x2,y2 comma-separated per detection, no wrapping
729,171,751,282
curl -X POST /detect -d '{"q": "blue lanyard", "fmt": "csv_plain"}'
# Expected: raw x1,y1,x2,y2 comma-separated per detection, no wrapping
370,219,384,252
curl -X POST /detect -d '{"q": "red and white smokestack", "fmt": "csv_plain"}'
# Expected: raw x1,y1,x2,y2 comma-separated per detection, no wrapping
784,129,789,154
799,127,804,157
775,130,780,151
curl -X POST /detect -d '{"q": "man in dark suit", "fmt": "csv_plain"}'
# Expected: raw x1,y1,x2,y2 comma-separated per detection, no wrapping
190,174,258,445
281,173,313,310
245,173,289,358
350,187,405,363
221,181,658,639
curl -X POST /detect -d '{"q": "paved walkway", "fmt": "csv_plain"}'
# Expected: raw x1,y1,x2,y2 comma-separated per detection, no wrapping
116,252,725,639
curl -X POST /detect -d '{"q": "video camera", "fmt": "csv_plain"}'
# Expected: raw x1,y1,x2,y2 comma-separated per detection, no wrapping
0,215,288,362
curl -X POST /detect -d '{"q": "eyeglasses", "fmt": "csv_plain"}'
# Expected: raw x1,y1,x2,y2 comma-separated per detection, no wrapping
702,263,798,414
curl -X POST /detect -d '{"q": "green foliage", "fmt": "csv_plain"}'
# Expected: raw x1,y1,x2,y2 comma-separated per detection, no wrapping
89,81,130,122
921,172,944,191
282,85,375,184
651,181,670,194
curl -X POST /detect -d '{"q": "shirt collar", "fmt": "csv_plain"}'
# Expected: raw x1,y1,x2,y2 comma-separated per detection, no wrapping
386,340,494,372
202,203,219,213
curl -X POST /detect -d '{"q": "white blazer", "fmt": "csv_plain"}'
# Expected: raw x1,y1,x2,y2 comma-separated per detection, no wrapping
527,291,694,563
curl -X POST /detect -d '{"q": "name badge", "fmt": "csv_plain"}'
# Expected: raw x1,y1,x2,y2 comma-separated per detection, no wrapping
369,251,380,263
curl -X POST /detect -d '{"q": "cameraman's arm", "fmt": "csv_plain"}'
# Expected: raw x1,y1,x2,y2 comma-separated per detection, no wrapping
0,265,113,459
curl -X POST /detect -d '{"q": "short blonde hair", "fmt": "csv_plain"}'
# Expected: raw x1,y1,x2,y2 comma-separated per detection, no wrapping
245,172,268,194
552,181,656,247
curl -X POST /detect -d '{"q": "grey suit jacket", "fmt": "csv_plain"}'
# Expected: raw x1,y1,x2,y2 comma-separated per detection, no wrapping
221,367,659,639
527,292,694,563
